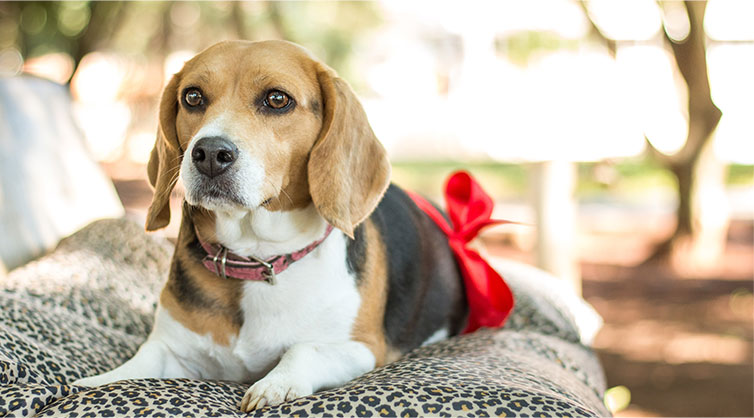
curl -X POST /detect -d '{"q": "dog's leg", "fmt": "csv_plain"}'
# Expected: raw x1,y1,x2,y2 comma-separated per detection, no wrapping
73,338,193,387
240,341,375,411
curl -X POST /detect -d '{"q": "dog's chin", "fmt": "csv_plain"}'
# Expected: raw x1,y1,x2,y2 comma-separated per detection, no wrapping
185,187,272,215
186,187,250,212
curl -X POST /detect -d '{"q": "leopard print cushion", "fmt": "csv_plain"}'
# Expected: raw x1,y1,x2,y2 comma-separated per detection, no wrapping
0,219,609,417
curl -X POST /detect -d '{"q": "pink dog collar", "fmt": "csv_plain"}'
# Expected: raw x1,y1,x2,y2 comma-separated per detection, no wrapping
198,225,334,284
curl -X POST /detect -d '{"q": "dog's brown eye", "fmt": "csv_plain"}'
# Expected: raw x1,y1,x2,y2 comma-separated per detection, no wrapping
265,90,290,109
185,89,203,107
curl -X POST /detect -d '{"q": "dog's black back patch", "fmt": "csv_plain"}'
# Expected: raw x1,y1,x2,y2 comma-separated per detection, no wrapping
368,184,467,353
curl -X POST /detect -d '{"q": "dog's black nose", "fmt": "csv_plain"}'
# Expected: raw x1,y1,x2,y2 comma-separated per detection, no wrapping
191,136,238,178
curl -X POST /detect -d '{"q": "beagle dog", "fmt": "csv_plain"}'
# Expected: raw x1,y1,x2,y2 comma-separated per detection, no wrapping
74,40,467,412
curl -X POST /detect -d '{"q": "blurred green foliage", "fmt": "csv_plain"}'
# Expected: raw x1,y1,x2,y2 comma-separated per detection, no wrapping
393,160,752,200
392,161,528,200
578,161,752,199
577,160,677,198
2,2,94,58
728,164,754,186
500,31,580,66
0,1,381,82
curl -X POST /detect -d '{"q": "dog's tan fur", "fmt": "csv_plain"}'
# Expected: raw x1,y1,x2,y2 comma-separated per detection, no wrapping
349,219,390,366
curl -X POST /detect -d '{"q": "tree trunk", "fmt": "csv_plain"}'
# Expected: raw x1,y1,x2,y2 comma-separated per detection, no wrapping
532,161,581,294
645,0,726,266
671,160,695,240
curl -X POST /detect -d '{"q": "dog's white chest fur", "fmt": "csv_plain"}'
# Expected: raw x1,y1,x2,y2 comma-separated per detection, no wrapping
153,218,361,382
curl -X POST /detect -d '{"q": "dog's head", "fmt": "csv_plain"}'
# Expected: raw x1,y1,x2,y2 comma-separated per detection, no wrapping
146,40,390,238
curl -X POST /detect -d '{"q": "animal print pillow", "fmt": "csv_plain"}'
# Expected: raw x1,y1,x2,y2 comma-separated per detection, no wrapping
0,219,609,417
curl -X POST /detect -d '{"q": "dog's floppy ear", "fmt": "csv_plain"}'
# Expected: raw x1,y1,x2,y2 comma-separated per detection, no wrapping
146,74,182,231
308,66,391,238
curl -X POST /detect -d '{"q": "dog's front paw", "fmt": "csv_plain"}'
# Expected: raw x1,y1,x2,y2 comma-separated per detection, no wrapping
240,373,313,412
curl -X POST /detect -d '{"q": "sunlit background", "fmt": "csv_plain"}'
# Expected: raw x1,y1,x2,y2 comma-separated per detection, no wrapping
0,1,752,417
3,1,752,163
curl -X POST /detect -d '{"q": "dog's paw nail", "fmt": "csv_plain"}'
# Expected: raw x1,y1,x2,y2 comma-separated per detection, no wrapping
240,392,256,412
285,389,299,402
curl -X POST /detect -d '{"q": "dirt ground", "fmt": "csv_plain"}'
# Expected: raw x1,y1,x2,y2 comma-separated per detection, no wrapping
582,234,752,417
109,171,753,417
486,220,754,417
585,221,753,418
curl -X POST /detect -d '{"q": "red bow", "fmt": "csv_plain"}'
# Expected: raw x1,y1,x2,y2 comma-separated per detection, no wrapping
406,171,515,334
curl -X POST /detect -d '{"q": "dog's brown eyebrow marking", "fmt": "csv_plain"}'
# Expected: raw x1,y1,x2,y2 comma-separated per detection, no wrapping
185,70,211,84
253,74,272,85
309,100,321,115
183,72,211,90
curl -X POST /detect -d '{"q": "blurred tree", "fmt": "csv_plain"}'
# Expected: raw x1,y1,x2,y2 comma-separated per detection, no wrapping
584,0,725,267
647,1,724,267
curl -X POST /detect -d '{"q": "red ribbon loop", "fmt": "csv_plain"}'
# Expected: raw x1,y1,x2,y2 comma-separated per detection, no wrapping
407,170,515,334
